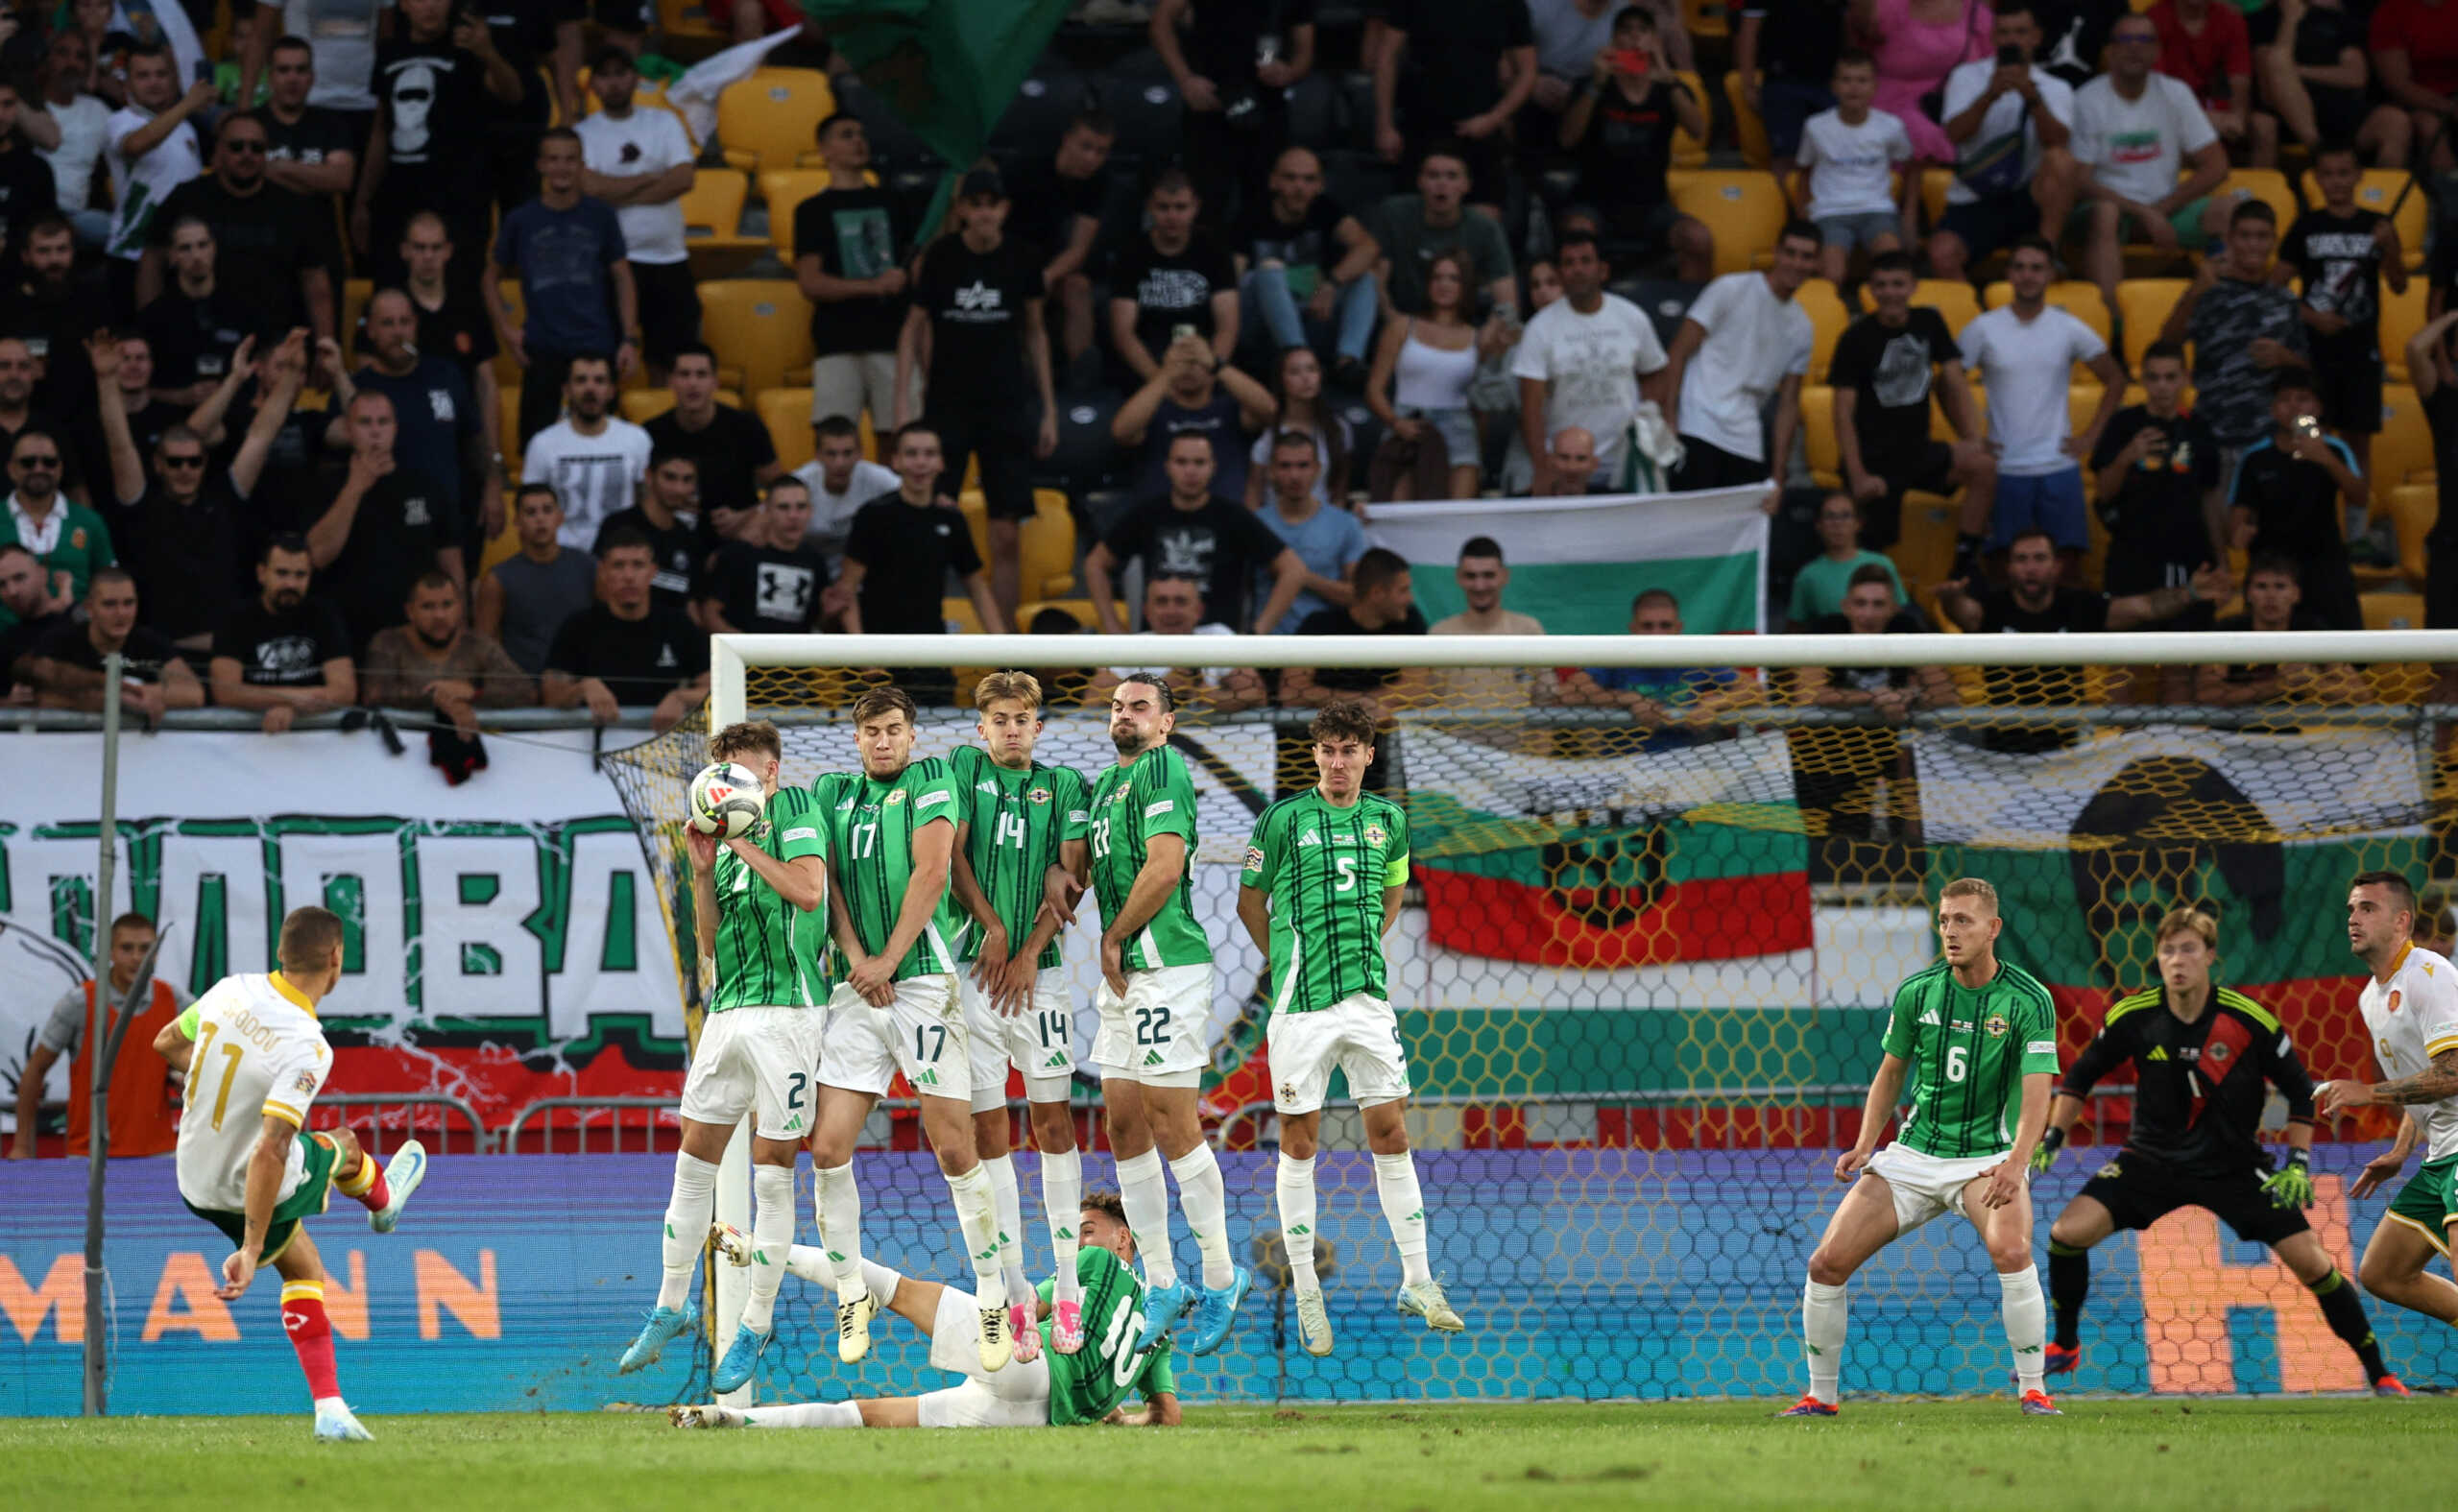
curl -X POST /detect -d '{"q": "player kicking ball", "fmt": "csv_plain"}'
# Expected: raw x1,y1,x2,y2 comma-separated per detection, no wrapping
677,1191,1178,1431
802,685,1013,1370
1085,674,1249,1354
152,905,427,1441
1785,877,2060,1418
946,671,1096,1354
2036,906,2404,1394
1236,700,1460,1356
2316,872,2458,1342
622,721,830,1390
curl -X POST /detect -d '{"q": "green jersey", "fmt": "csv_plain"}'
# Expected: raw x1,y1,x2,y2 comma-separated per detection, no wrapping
1880,959,2060,1159
1241,788,1410,1016
1086,744,1211,971
1035,1245,1175,1426
819,757,967,982
948,745,1092,970
706,785,828,1012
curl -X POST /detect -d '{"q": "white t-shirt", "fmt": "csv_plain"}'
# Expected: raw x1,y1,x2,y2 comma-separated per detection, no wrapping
1675,273,1814,464
574,108,695,266
1796,108,1914,221
1939,62,2076,206
36,94,113,211
2072,73,2217,208
174,972,332,1213
1511,293,1671,476
2357,944,2458,1162
523,416,654,549
794,459,900,569
283,0,392,110
102,106,203,262
1957,304,2107,475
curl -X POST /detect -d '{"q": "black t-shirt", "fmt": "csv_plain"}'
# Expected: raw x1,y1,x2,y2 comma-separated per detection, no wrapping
1231,194,1347,276
706,539,830,633
210,594,352,685
2231,433,2353,564
410,283,500,381
34,620,181,684
643,404,778,519
1183,0,1317,84
1296,603,1430,689
2207,608,2329,684
2282,205,2392,358
147,177,332,338
1977,586,2109,720
1137,391,1250,501
0,608,66,697
544,601,709,704
1569,77,1693,212
1826,309,1959,470
2089,405,2220,562
1808,609,1927,690
1111,233,1237,365
592,504,709,612
138,287,254,392
912,233,1045,409
1100,494,1289,633
353,358,480,519
792,185,908,356
0,142,59,251
2427,386,2458,552
2288,5,2362,72
115,479,252,642
2031,0,2130,87
254,104,360,176
1391,0,1531,118
843,492,982,636
1737,0,1850,80
75,396,184,505
320,468,460,648
0,271,111,410
1004,156,1111,264
373,40,495,196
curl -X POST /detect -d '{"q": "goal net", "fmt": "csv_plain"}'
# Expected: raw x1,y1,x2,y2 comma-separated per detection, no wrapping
601,629,2458,1403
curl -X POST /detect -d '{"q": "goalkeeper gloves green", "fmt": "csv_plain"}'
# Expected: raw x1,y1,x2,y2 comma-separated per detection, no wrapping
2263,1151,2315,1210
2030,1127,2065,1173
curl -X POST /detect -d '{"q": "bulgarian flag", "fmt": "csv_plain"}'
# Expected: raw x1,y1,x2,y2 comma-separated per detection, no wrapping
1406,729,1812,968
1911,727,2431,1085
1371,485,1771,635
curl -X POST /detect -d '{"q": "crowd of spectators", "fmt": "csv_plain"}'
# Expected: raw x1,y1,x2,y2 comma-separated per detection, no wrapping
0,0,2450,748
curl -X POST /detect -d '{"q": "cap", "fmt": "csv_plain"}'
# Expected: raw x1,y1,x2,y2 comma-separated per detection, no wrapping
958,167,1006,200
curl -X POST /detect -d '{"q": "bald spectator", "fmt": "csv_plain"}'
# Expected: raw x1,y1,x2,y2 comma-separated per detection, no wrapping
208,536,357,734
348,286,498,561
0,336,78,483
478,484,598,675
306,389,464,653
28,566,205,717
1082,572,1265,712
362,570,536,735
9,912,188,1160
1545,426,1601,493
1559,588,1753,744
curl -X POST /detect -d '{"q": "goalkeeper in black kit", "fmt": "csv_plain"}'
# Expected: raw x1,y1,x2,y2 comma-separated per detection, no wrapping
2033,907,2406,1395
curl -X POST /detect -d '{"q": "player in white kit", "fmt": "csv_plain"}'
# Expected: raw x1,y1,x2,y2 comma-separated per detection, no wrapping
2317,872,2458,1329
152,906,428,1440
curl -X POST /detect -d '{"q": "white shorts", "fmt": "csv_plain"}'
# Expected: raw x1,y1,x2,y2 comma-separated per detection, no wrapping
916,1284,1051,1428
1092,962,1214,1090
958,966,1078,1114
1268,993,1412,1116
677,1006,821,1140
819,975,970,1100
1865,1143,2013,1236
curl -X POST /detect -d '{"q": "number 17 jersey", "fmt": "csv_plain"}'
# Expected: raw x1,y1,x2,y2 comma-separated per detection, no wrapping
1086,744,1211,971
819,758,967,981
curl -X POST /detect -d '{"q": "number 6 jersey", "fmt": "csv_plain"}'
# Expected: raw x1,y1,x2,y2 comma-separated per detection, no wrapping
1880,958,2060,1160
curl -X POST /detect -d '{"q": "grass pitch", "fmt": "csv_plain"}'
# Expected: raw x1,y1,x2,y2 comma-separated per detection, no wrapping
12,1398,2455,1510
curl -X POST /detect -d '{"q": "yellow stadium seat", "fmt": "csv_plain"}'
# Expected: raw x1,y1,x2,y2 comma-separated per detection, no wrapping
2373,384,2433,505
478,492,520,574
2383,278,2427,383
657,0,728,43
2218,168,2297,242
696,279,815,395
680,169,767,276
2296,168,2430,269
759,170,832,259
498,388,522,473
2114,277,2192,372
2362,591,2427,631
1799,386,1841,487
620,388,743,425
1919,166,1951,228
1667,170,1789,276
1891,492,1961,599
1796,281,1861,383
718,68,837,174
1912,277,1982,335
1022,490,1077,599
759,388,815,470
1681,0,1727,37
2389,483,2434,581
1672,72,1709,169
1724,73,1770,169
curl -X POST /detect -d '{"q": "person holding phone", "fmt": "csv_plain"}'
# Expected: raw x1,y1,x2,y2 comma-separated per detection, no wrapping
2090,339,2224,631
1556,5,1713,283
1925,0,2077,286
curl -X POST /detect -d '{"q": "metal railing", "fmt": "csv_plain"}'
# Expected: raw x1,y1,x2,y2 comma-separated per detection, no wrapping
307,1092,495,1155
501,1096,685,1154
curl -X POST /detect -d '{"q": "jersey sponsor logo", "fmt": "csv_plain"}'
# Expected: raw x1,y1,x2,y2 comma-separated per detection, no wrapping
1144,799,1175,819
2096,1160,2123,1179
783,827,817,842
886,790,906,804
1068,808,1090,824
1951,1020,1973,1032
1985,1014,2009,1039
2027,1039,2057,1055
918,791,951,810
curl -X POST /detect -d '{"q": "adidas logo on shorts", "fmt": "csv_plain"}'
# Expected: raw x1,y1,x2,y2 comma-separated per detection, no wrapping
1143,1049,1165,1067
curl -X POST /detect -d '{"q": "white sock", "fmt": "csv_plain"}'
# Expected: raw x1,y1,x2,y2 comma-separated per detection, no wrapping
946,1164,1006,1309
1276,1152,1320,1292
2000,1264,2048,1394
1373,1151,1431,1287
740,1164,795,1332
982,1153,1030,1303
1804,1280,1847,1404
860,1260,903,1308
744,1400,862,1428
1117,1148,1177,1288
813,1160,865,1300
658,1152,719,1309
783,1245,831,1285
1169,1145,1234,1289
1040,1146,1084,1305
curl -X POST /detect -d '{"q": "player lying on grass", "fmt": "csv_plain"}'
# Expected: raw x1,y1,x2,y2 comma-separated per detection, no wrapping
692,1191,1179,1429
1236,698,1460,1356
1787,876,2060,1418
622,721,831,1390
2316,872,2458,1337
2036,905,2404,1394
945,671,1096,1353
152,905,428,1442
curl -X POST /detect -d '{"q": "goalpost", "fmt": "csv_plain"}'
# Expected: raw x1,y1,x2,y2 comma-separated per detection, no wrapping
596,627,2458,1403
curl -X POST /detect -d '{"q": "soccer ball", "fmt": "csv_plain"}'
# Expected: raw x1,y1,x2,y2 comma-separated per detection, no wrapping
688,762,765,839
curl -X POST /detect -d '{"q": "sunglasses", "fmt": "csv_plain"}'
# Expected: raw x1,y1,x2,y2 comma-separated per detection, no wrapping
224,140,267,154
161,454,208,469
15,454,60,468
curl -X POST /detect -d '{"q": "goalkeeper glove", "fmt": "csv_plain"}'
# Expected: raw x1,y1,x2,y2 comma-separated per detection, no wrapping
2030,1127,2065,1173
2263,1151,2315,1210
